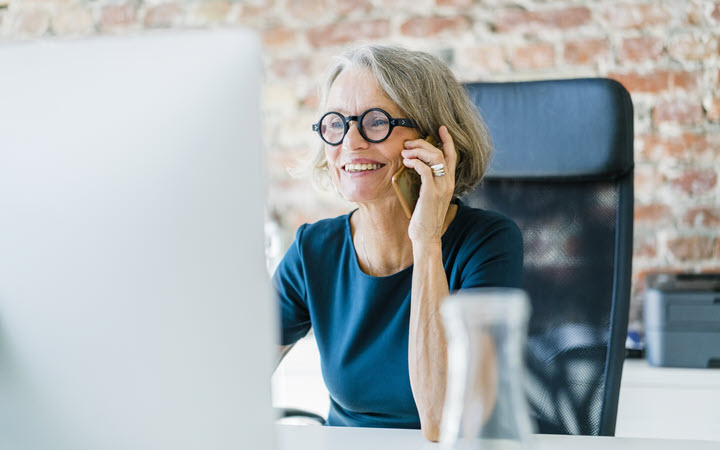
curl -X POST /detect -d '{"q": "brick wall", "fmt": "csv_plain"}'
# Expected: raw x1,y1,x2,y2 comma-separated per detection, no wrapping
2,0,719,326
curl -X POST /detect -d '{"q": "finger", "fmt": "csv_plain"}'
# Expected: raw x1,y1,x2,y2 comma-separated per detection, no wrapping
403,138,444,156
401,147,444,166
403,157,435,187
403,138,436,149
404,157,453,190
438,125,458,172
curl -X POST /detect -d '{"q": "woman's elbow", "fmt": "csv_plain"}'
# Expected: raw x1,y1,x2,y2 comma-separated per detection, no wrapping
421,422,441,442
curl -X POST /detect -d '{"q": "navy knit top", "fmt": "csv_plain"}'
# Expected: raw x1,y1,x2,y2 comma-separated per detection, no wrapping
273,201,523,428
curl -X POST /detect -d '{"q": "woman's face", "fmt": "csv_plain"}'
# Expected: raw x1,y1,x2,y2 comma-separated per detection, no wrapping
323,69,420,205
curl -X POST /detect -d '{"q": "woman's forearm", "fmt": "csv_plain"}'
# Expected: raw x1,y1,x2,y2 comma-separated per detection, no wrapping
408,239,449,442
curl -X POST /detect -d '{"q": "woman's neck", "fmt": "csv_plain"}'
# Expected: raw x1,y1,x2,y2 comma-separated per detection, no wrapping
350,200,458,277
351,202,412,277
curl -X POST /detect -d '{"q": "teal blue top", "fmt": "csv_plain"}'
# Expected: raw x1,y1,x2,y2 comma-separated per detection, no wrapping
273,201,523,428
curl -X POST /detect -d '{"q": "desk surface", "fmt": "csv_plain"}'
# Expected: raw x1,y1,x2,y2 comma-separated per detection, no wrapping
276,424,720,450
617,360,720,441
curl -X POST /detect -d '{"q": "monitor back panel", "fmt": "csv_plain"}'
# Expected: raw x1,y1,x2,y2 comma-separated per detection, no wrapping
0,30,275,450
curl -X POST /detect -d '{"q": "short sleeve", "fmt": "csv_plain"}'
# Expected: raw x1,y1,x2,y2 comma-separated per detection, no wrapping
272,225,312,345
459,217,523,289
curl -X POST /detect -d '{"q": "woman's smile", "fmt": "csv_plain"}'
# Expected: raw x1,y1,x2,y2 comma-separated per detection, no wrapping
324,69,417,203
341,158,387,175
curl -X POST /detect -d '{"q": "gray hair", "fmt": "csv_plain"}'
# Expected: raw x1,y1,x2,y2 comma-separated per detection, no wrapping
312,45,492,198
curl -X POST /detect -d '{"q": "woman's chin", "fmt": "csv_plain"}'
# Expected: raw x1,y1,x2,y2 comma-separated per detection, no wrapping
340,190,397,208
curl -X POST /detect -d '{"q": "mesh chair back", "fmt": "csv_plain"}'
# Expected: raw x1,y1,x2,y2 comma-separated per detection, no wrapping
462,79,634,436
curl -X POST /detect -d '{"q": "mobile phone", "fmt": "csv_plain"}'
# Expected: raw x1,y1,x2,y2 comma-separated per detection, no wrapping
391,136,441,219
392,165,421,219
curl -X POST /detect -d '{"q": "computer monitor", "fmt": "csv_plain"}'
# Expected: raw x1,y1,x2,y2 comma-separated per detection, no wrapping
0,30,276,450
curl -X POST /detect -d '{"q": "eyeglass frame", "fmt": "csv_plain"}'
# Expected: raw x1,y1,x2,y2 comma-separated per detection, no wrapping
312,108,418,146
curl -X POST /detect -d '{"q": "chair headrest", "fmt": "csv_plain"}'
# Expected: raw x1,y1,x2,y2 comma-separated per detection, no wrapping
465,78,634,180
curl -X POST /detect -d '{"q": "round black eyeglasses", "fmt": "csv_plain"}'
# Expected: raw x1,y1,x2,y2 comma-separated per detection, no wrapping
312,108,418,146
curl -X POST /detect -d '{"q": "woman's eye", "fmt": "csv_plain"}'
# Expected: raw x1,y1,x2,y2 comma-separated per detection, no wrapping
367,118,388,128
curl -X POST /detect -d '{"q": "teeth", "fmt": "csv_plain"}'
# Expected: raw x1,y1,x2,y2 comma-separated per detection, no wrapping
345,163,381,172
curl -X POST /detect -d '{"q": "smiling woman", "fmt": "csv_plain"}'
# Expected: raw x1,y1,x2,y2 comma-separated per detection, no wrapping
273,45,523,442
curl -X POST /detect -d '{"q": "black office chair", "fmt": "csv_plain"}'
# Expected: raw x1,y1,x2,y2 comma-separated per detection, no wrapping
462,78,634,436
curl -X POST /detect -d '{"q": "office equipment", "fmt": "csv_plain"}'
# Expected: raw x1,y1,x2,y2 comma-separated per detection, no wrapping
463,79,634,435
644,273,720,368
275,424,720,449
0,30,275,450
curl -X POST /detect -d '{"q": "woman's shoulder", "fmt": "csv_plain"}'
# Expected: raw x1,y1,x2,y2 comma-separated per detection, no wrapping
293,212,351,250
445,202,523,289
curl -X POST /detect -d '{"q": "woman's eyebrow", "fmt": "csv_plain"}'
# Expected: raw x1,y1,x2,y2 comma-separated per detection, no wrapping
324,106,394,115
325,107,347,114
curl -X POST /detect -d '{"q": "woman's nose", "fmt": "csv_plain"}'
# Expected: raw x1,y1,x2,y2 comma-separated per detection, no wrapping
342,121,369,151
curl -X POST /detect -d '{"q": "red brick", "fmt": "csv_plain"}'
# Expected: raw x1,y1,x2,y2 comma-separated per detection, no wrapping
563,38,608,65
263,27,298,48
712,2,720,22
638,132,712,160
437,0,472,6
634,234,658,258
634,204,671,223
684,207,720,227
239,2,274,19
11,10,50,36
634,164,665,195
618,36,664,62
144,3,183,28
494,7,591,32
462,46,507,73
666,235,716,262
271,57,312,79
686,3,704,25
509,43,554,70
671,71,700,91
609,71,670,94
51,7,94,35
336,0,372,15
653,100,703,125
307,19,389,47
100,4,136,31
706,96,720,122
668,34,719,61
287,0,326,21
669,169,717,195
400,16,470,37
603,3,670,29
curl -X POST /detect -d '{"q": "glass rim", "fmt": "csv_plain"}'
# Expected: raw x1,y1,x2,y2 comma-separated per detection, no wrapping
441,288,531,324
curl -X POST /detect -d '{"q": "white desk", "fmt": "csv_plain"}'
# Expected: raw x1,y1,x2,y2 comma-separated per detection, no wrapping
276,425,720,450
617,360,720,441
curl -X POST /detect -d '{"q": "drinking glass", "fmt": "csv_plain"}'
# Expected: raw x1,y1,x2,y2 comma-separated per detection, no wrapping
440,288,535,450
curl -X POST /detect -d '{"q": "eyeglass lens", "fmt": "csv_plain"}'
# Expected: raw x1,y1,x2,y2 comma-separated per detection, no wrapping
320,110,391,145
